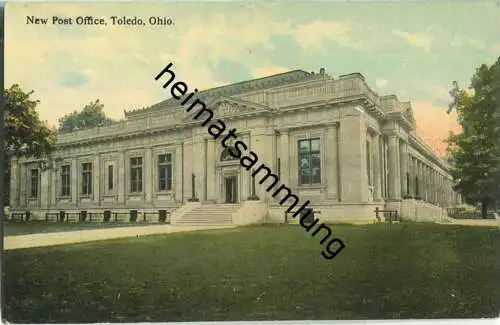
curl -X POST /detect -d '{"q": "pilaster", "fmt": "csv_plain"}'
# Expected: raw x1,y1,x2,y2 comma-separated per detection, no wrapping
9,158,19,207
50,163,57,206
326,125,339,199
279,130,290,187
192,138,206,201
339,115,367,203
175,144,184,202
118,150,125,204
183,138,194,201
93,154,101,204
40,169,49,208
71,158,78,205
144,148,153,203
206,139,217,201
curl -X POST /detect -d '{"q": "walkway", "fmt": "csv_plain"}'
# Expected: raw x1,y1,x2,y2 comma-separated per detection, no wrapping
4,224,235,251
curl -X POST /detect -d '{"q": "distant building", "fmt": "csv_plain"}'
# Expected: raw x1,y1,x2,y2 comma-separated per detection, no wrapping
9,68,463,224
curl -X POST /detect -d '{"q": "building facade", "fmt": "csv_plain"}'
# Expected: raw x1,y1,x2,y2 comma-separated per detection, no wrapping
10,68,463,223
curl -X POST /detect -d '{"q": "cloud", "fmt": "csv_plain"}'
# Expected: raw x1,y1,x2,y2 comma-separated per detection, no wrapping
375,78,388,88
467,38,486,50
59,71,90,88
5,3,293,125
393,30,431,51
289,20,354,53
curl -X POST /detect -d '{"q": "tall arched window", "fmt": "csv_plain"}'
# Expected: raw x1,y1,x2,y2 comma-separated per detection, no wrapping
220,146,239,161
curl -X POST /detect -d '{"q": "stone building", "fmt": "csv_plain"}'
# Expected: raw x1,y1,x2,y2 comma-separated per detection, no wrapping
9,68,463,224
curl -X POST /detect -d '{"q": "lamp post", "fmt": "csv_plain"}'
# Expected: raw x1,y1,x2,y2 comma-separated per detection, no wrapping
187,173,199,202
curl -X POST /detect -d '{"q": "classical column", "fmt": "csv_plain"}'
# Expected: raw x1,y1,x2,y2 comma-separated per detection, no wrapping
411,157,417,197
118,150,126,204
71,158,78,205
415,158,422,199
144,148,153,204
387,135,401,199
373,134,382,201
93,154,100,204
424,165,429,202
433,171,437,204
428,167,433,202
399,140,409,198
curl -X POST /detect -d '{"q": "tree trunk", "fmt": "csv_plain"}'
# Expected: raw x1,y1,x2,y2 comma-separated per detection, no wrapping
481,200,488,219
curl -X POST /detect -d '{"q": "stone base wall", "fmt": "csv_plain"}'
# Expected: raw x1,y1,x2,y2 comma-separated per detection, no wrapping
398,199,444,222
232,201,267,226
267,202,384,224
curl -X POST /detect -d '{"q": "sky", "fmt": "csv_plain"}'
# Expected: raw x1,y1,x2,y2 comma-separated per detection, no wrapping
5,1,500,156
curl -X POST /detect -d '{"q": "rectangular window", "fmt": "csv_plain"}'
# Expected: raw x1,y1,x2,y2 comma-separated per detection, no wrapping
81,162,93,195
30,169,39,198
158,154,172,191
82,163,92,195
130,157,143,193
108,165,114,191
60,165,71,197
298,138,321,185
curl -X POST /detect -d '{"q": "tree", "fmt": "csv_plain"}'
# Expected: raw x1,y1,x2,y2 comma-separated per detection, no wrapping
58,99,115,133
446,57,500,217
4,84,58,206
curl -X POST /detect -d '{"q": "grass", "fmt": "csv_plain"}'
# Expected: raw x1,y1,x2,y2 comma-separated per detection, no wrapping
2,220,168,236
3,223,500,322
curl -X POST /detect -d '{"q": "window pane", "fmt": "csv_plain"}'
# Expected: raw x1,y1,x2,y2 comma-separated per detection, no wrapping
158,166,165,190
166,165,172,190
299,173,310,185
299,151,310,169
299,140,310,153
311,170,321,184
108,165,113,190
310,139,320,151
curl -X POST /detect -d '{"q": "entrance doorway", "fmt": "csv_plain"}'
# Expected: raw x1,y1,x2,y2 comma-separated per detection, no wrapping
224,176,238,203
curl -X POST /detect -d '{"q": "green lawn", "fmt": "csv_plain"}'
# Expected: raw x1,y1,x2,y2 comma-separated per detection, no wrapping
3,220,167,236
3,223,500,322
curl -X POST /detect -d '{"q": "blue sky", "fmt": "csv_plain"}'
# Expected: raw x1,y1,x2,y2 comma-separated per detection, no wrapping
5,1,500,154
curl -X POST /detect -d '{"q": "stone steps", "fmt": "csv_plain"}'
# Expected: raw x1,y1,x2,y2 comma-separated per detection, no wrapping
176,204,240,226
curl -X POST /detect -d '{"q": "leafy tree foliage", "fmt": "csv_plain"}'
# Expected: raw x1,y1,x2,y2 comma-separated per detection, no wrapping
4,84,58,205
58,99,115,133
446,57,500,217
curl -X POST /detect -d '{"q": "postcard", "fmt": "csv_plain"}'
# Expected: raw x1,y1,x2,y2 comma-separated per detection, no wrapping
3,1,500,323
